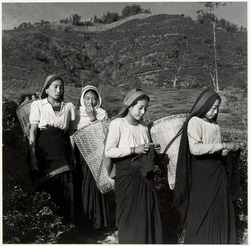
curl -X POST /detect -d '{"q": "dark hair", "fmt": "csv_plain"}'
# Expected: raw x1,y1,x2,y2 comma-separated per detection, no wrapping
117,94,150,119
84,89,99,99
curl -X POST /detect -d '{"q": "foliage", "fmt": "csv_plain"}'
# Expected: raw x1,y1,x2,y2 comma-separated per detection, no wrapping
221,128,248,243
3,186,72,244
197,3,243,33
70,13,81,26
122,4,143,17
2,97,18,131
102,11,120,24
197,10,217,24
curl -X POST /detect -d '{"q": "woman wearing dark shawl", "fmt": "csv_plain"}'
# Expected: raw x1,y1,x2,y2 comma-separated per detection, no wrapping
105,89,163,244
29,74,75,223
173,89,239,244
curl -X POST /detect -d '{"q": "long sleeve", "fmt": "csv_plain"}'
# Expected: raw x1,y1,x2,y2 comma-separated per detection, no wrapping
187,117,223,155
105,119,132,158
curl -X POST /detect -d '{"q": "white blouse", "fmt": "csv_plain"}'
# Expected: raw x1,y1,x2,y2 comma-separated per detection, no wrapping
105,117,150,158
29,98,75,132
187,116,223,155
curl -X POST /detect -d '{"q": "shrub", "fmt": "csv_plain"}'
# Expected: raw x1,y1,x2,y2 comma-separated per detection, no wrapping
3,186,72,243
221,128,248,243
122,4,143,18
102,11,120,24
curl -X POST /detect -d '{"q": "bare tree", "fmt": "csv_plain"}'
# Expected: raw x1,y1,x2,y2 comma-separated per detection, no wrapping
197,2,227,92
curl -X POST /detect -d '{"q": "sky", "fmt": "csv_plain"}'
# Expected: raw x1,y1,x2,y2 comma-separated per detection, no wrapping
1,1,248,30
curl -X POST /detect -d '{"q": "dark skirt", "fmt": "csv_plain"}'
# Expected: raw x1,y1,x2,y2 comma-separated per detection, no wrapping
184,155,236,244
74,148,109,229
35,128,74,223
114,154,163,244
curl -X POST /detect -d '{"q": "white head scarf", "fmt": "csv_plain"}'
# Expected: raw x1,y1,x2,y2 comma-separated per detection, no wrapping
75,85,108,129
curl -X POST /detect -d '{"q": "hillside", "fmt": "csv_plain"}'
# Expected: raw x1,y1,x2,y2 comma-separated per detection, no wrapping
2,14,247,102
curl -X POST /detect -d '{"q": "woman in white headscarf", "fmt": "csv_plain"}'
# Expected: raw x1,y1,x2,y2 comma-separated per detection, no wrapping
73,85,109,230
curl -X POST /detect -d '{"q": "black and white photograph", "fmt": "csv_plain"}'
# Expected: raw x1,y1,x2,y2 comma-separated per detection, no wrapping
2,1,247,244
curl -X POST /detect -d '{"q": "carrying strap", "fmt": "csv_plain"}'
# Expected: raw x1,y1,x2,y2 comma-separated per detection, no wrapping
148,121,183,163
160,128,183,163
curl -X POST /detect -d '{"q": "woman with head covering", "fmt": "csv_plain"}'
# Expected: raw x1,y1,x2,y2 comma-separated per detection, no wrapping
105,88,163,244
173,89,239,244
73,85,109,230
29,74,75,223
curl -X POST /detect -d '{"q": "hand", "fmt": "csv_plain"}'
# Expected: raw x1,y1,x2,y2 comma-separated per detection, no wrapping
222,149,229,156
30,155,39,173
154,143,161,154
85,105,96,121
224,142,239,151
135,144,150,154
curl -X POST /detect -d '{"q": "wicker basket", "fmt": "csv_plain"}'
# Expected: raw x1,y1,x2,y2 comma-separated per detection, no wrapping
73,119,114,193
16,100,34,138
150,114,187,190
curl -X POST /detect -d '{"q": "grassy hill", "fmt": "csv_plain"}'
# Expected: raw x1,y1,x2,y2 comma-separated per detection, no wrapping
2,13,247,244
2,13,247,102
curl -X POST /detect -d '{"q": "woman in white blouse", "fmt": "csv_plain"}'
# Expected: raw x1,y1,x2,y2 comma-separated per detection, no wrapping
105,88,163,244
29,74,75,223
173,89,239,244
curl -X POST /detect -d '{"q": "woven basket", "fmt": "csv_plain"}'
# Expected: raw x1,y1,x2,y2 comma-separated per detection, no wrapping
16,100,34,138
150,114,187,190
73,119,114,193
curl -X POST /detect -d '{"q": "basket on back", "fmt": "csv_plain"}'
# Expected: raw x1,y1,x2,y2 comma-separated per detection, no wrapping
150,114,187,190
73,119,114,193
16,100,34,138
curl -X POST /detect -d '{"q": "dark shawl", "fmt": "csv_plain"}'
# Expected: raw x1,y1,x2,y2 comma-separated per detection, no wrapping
173,89,221,223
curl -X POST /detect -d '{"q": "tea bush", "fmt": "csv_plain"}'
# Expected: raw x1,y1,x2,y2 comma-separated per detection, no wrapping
3,98,72,243
3,186,72,244
221,128,248,244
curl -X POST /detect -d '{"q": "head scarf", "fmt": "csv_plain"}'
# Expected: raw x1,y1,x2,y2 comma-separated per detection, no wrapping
115,88,150,118
173,89,221,223
40,74,64,100
76,85,107,129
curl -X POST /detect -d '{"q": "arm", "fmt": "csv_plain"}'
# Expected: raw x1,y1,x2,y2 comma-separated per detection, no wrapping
68,103,76,165
68,120,76,166
105,120,132,158
187,118,223,155
105,120,148,158
29,123,39,172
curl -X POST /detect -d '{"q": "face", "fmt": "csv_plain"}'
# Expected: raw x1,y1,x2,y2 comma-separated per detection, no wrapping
205,99,221,120
83,91,99,108
46,79,63,100
128,99,149,121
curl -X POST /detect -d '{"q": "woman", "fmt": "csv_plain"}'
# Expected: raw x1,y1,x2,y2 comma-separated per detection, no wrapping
74,85,109,229
173,89,238,243
105,88,163,244
29,74,75,223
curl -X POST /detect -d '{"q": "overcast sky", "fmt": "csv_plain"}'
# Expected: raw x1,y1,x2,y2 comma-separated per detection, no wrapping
2,1,248,30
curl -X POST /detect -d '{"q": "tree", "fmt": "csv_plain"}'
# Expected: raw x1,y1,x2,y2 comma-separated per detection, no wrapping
169,36,188,89
70,13,81,26
197,2,227,92
122,4,143,18
102,11,120,24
